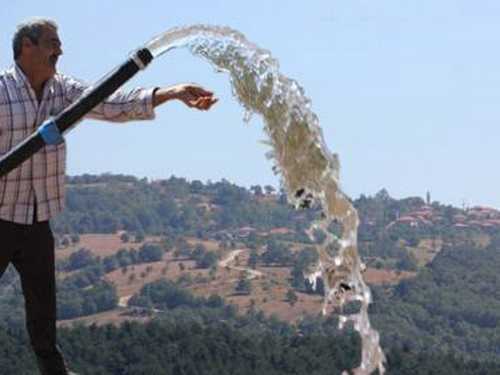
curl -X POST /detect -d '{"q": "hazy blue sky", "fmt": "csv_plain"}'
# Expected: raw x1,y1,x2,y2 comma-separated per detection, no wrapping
1,1,499,208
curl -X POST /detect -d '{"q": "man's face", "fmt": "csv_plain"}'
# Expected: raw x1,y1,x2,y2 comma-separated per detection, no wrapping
22,26,62,80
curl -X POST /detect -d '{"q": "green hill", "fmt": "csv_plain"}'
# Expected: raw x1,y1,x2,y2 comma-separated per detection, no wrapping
1,174,500,373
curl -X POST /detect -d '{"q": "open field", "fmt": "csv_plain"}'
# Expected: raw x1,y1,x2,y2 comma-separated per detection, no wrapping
56,232,417,327
55,233,161,260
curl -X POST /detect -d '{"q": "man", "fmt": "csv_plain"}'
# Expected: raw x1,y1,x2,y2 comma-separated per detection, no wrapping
0,18,217,375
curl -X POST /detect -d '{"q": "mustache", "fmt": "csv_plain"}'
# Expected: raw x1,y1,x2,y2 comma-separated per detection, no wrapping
49,55,58,66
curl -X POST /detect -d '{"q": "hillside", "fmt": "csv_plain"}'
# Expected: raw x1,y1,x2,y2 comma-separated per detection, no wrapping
49,176,432,324
1,174,500,372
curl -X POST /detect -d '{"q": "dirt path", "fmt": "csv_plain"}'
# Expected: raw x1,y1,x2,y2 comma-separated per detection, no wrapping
118,295,132,308
218,249,263,279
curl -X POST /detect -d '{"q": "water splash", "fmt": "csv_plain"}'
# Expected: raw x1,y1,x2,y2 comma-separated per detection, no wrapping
146,25,386,374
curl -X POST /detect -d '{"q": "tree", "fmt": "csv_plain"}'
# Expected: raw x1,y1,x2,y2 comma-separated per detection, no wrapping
286,289,298,306
67,248,95,271
61,236,71,247
190,179,204,194
209,266,217,280
135,231,145,243
261,240,291,265
264,185,275,195
375,188,391,202
235,276,252,295
291,265,305,289
103,257,119,273
120,232,130,243
71,234,80,244
396,251,418,271
192,243,207,264
248,249,259,269
196,251,218,269
139,244,164,262
250,185,263,197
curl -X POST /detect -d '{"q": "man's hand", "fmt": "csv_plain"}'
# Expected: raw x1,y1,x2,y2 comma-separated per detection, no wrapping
153,84,218,110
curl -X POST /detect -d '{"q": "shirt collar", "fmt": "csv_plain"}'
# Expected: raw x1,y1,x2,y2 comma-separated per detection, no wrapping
11,63,55,95
12,63,30,88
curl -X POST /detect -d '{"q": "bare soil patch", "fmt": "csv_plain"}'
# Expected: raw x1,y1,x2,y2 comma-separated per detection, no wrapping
55,233,160,260
363,268,416,285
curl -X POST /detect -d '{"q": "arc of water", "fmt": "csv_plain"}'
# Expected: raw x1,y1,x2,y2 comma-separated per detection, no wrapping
146,25,386,374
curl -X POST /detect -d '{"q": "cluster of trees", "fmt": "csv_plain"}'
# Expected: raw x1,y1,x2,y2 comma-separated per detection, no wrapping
370,230,500,363
189,244,219,269
59,244,165,275
290,247,320,292
245,243,324,295
259,239,294,266
234,275,252,295
1,286,500,374
53,243,168,320
128,279,225,311
54,175,309,241
0,267,118,322
66,174,140,185
4,174,500,373
361,237,419,271
352,188,492,271
171,240,219,270
56,175,492,275
58,281,117,320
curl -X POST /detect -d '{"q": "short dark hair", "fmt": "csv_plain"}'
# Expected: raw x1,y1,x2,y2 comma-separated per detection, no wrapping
12,18,58,60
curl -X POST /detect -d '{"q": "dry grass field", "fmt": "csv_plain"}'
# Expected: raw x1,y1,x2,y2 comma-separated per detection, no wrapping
57,233,416,327
56,233,161,260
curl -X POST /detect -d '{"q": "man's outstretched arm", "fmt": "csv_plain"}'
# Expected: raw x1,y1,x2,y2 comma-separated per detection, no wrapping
153,83,218,111
61,76,218,123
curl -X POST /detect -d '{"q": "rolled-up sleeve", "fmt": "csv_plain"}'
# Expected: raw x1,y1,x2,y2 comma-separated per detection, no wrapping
61,75,156,122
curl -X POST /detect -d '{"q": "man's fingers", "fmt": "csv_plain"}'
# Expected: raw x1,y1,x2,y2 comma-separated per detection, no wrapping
201,97,218,110
207,97,218,108
189,96,218,110
189,86,214,97
190,97,205,108
200,97,213,109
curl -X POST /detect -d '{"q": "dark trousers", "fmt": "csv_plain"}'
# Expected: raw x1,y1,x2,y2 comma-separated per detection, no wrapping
0,218,68,375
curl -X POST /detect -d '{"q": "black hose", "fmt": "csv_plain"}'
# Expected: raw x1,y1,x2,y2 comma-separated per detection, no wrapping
0,48,153,177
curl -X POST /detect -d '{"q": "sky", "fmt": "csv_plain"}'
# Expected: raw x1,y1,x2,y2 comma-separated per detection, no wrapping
1,1,499,209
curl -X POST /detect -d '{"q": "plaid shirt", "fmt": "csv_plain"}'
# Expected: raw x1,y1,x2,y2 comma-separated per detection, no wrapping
0,64,156,224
